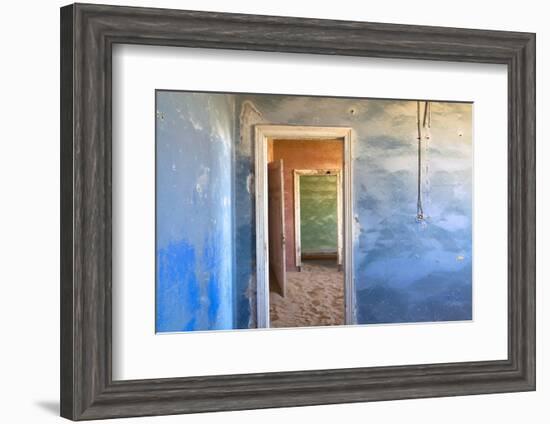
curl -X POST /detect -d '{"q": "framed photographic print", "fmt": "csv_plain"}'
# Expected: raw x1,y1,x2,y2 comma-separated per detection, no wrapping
60,3,536,420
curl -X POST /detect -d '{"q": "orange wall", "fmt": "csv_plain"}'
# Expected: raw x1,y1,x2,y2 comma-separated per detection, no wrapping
271,139,343,271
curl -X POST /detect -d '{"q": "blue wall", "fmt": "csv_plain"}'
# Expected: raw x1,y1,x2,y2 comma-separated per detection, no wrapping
156,92,235,332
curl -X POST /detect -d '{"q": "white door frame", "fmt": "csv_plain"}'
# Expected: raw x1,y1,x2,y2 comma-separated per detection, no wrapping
294,169,343,269
254,125,354,328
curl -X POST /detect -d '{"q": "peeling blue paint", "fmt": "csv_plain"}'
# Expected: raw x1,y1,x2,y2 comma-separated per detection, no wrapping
156,92,234,332
156,239,199,332
233,157,256,328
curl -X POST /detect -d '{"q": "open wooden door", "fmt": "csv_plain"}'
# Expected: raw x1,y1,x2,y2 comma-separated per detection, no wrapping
268,159,287,296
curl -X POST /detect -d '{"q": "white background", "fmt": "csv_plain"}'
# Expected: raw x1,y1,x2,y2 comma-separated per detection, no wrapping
114,45,508,380
0,0,546,423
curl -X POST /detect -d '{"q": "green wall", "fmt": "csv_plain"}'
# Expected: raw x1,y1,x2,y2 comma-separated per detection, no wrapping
299,175,338,254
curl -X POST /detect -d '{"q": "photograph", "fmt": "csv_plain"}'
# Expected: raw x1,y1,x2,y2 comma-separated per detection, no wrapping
155,91,473,333
51,2,537,421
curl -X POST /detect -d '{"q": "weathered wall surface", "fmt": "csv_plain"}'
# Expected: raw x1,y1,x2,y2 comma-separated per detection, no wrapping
155,92,235,332
235,94,472,325
271,139,343,270
353,100,472,323
233,100,264,329
299,175,339,255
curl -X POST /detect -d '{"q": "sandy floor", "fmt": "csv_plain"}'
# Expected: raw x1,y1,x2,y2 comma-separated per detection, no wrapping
270,259,344,328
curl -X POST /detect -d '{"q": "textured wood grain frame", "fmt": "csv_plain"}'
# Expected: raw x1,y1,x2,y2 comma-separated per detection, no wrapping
60,3,536,421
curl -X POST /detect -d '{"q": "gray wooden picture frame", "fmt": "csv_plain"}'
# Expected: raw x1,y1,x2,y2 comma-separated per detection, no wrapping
60,3,536,421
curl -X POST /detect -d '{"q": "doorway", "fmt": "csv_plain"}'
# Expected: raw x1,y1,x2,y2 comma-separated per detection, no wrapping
254,125,354,328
